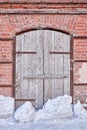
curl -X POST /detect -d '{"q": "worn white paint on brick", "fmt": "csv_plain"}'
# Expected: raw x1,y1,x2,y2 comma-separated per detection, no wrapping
78,63,87,83
16,30,70,108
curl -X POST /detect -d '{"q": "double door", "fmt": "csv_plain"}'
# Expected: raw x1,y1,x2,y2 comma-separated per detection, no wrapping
15,30,70,108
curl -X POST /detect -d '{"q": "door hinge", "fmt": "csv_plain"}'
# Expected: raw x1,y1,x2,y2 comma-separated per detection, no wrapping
70,59,75,63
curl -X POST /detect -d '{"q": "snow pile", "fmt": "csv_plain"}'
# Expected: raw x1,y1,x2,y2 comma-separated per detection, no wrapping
0,94,86,123
74,100,87,119
0,95,14,118
14,102,35,123
34,95,73,121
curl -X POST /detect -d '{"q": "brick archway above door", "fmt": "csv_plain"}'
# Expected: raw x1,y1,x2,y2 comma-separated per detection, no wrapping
15,29,71,109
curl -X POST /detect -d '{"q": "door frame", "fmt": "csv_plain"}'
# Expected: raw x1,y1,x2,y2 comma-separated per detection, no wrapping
12,29,74,105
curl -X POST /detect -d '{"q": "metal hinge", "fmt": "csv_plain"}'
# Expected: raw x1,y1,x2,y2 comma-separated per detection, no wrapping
70,59,75,63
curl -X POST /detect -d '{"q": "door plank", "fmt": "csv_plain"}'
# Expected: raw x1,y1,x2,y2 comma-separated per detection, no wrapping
63,54,70,95
43,30,53,102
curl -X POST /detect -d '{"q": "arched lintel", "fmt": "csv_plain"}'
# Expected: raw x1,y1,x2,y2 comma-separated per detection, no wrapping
16,26,71,36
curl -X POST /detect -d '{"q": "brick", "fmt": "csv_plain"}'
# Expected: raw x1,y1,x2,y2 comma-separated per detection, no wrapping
0,4,87,9
0,14,86,37
0,1,87,104
74,39,87,60
73,62,87,84
0,41,13,62
73,85,87,104
0,0,87,4
0,64,12,85
0,87,12,97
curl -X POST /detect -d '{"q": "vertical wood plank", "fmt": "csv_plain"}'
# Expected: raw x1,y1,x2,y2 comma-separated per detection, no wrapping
43,30,52,102
63,54,70,95
35,30,43,108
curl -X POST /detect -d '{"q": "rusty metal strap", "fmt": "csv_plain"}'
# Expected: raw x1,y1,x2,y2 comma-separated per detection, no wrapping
16,52,37,54
49,52,70,54
24,74,69,79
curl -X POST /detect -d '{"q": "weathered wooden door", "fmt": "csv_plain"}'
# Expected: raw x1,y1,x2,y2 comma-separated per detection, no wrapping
15,30,70,108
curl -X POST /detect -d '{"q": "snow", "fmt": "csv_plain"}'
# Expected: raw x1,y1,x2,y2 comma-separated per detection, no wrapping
0,95,87,130
34,95,73,121
14,102,35,122
0,118,87,130
14,95,73,122
0,95,14,118
74,100,87,119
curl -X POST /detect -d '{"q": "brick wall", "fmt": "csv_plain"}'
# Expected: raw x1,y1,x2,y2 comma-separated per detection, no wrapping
0,0,87,104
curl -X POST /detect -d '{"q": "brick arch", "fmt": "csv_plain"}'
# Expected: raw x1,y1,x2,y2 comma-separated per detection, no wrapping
15,24,72,36
0,15,78,38
12,15,77,36
16,27,70,36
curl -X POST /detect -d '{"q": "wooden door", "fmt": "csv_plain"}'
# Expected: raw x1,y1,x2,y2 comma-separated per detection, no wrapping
15,30,70,108
43,30,70,103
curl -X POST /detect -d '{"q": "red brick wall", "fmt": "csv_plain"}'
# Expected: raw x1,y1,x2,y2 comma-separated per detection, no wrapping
0,15,87,37
0,1,87,104
0,0,87,3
